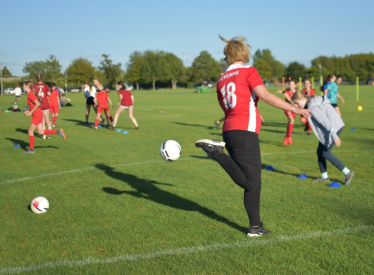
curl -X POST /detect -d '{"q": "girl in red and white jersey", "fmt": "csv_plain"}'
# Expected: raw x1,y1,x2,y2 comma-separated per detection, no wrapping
23,81,66,154
33,74,52,139
300,79,315,134
93,88,113,129
110,81,139,130
49,83,61,127
195,36,311,237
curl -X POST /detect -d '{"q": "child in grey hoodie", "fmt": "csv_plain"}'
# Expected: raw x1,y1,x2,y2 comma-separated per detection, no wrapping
291,91,355,185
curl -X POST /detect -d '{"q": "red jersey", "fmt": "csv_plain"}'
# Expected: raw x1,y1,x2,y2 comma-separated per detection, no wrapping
302,88,315,96
95,91,109,108
119,90,133,106
49,89,59,107
27,91,43,117
217,64,263,134
33,83,50,110
283,89,296,103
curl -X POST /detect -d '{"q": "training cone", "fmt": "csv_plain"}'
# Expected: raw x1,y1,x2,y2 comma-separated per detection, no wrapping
298,174,308,179
91,124,94,126
328,182,341,188
103,126,107,129
265,165,276,171
13,144,20,148
350,128,356,131
123,131,128,134
116,129,122,132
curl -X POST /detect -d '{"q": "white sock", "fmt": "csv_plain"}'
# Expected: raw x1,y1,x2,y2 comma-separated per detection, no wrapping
321,172,328,179
342,167,350,175
48,127,52,130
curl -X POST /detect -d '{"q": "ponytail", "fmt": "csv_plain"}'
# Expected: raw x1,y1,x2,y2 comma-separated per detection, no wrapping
24,80,43,104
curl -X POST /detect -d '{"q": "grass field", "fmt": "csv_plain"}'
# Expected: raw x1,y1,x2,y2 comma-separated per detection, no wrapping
0,85,373,274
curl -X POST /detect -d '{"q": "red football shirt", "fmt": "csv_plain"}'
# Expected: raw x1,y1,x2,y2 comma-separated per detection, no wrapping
283,88,296,103
27,91,43,116
119,90,133,106
49,89,59,107
216,64,264,134
302,88,315,96
95,91,109,108
33,83,50,110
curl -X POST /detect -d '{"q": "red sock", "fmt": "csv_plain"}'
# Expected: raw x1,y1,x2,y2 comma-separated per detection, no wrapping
307,123,312,132
109,115,113,122
287,124,294,137
29,135,35,149
52,116,57,125
44,130,57,135
95,119,99,128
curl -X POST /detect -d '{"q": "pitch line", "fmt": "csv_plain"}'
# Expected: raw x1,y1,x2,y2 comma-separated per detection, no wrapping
0,225,373,274
1,149,372,186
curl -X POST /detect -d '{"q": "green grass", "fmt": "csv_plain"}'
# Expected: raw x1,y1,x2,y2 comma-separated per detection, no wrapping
0,86,373,274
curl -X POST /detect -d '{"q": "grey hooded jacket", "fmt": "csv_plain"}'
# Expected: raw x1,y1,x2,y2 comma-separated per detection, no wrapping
307,96,345,148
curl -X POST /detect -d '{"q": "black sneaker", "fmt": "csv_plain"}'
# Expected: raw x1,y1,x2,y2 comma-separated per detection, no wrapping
23,149,35,154
57,129,66,140
247,222,271,237
313,177,329,183
135,127,139,130
344,171,355,185
195,139,225,157
109,127,116,131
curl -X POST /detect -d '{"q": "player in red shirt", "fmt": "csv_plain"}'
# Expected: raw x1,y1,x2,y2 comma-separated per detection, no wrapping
110,81,139,130
49,83,61,127
301,79,315,134
33,74,53,139
93,88,113,129
23,81,66,154
195,36,311,237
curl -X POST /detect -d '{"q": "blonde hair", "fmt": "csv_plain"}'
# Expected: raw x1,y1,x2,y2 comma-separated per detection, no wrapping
291,90,308,104
219,35,251,65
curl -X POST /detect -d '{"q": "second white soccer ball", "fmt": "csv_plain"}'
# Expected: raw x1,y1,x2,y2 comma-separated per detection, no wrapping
31,196,49,214
160,140,181,161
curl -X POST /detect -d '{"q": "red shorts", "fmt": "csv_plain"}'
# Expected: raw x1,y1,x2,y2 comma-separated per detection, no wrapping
31,111,43,125
50,105,59,114
284,110,297,118
97,106,109,114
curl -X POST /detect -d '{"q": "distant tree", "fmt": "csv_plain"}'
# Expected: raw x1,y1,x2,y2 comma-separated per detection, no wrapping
66,58,96,85
22,55,62,82
284,61,306,80
141,50,168,90
219,58,229,72
99,54,122,88
189,51,222,84
125,51,144,90
164,53,185,89
253,59,273,81
253,49,285,79
1,66,12,77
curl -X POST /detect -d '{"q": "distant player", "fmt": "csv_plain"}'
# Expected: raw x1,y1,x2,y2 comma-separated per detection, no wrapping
83,81,103,125
110,81,139,130
195,36,311,237
301,79,315,134
324,75,345,117
278,79,298,145
292,90,355,185
23,80,66,154
93,87,113,129
33,74,52,139
14,85,22,104
49,83,60,127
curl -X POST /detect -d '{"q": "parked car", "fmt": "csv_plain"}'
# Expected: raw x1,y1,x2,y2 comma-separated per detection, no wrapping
4,88,15,95
68,87,82,93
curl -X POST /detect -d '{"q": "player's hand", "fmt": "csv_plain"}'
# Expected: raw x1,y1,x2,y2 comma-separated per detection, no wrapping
276,90,283,94
294,108,312,117
334,137,341,147
341,98,345,104
260,115,264,124
24,111,31,117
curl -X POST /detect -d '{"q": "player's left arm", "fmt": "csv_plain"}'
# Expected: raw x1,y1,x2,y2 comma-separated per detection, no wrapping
337,93,345,104
108,96,113,109
131,95,134,105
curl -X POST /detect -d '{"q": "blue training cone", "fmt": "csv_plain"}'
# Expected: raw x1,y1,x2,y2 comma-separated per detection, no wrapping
13,144,20,148
123,131,128,134
298,174,308,179
116,129,122,132
328,182,341,188
91,123,95,126
265,165,276,171
351,128,356,131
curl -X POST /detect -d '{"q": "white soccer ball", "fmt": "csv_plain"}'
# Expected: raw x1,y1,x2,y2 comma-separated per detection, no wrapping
31,197,49,214
160,140,181,161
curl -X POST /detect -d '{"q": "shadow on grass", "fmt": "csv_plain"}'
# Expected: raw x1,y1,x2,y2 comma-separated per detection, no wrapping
5,138,57,151
15,128,31,135
97,163,247,234
259,139,285,147
63,119,90,127
172,122,215,130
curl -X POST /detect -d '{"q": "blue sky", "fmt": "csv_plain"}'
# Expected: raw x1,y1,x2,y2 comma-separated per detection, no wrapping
1,0,373,76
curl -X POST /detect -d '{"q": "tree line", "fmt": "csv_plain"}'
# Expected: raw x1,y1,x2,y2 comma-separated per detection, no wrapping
1,50,373,90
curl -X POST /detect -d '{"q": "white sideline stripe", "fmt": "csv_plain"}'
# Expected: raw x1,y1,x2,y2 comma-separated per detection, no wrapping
1,149,373,186
1,225,373,274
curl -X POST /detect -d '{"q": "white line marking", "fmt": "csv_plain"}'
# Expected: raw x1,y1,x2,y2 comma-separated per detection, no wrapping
1,225,372,274
1,149,373,185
